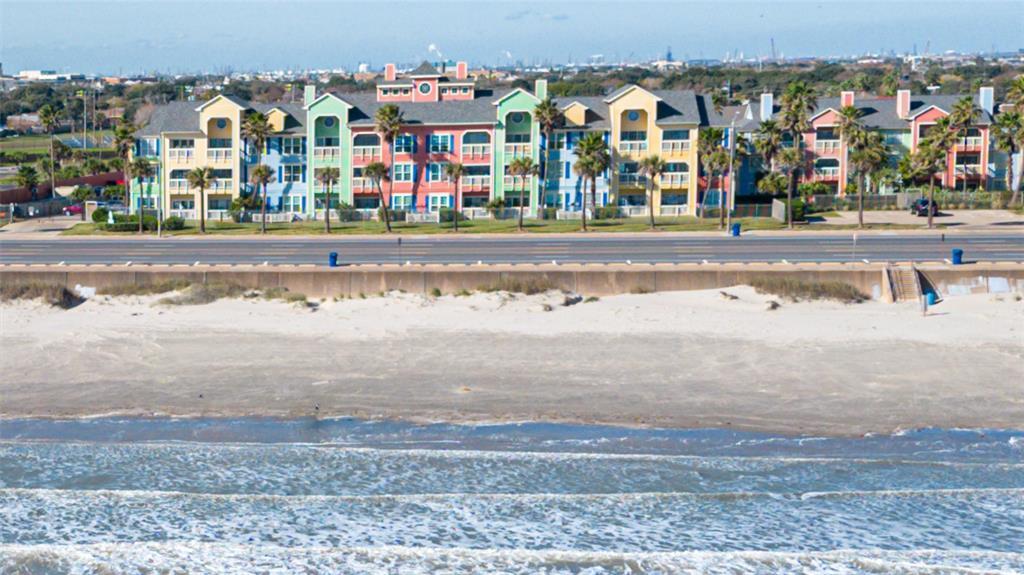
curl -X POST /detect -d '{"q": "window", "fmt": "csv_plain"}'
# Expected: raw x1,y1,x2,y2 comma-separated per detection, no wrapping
392,194,412,210
815,158,840,168
663,129,690,141
323,117,335,128
619,162,639,174
211,169,232,179
463,132,490,144
171,199,194,209
209,198,231,210
282,138,303,155
429,134,453,153
402,88,410,95
627,110,640,122
666,162,689,173
461,87,469,94
507,133,531,143
464,165,490,176
216,119,227,129
169,169,189,180
441,88,449,95
816,127,838,141
427,162,449,182
354,197,379,210
621,131,647,142
510,112,525,124
315,137,339,147
418,82,431,94
283,165,302,182
393,163,414,182
352,167,364,177
549,133,566,149
394,135,415,154
170,139,194,149
209,138,232,149
285,195,303,212
428,194,450,212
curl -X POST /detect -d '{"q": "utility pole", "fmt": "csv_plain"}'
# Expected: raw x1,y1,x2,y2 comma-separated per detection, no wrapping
726,118,737,230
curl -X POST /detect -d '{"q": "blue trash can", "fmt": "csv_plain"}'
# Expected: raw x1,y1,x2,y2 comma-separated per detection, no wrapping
926,292,937,306
951,248,963,265
730,223,741,237
328,252,338,267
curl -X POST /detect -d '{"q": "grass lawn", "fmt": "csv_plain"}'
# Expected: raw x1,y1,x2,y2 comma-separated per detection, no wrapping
61,216,938,236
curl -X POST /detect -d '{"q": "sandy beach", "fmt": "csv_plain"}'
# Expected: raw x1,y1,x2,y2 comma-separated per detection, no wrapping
1,286,1022,435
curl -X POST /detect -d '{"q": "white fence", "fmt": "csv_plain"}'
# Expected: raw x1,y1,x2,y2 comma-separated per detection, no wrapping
406,211,441,223
619,206,649,218
658,205,689,217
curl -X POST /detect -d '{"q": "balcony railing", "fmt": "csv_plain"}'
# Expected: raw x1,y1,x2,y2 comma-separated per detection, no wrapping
463,175,491,189
955,164,982,176
207,149,232,162
620,206,649,218
209,179,233,191
169,209,195,220
814,139,840,153
351,146,380,160
461,207,491,220
314,147,341,160
618,174,647,187
957,137,983,149
168,149,194,162
661,140,691,155
168,179,188,191
618,141,648,154
206,209,231,221
659,205,689,217
504,143,531,158
660,173,690,188
813,167,840,180
503,175,534,190
351,177,374,191
461,144,491,158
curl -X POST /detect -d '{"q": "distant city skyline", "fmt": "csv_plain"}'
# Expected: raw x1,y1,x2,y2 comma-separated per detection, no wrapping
1,0,1022,75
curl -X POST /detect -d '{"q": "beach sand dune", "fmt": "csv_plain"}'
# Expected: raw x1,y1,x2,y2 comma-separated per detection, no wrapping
1,287,1021,435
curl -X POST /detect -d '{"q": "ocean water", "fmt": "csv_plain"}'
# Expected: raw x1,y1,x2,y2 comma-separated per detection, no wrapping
0,418,1022,574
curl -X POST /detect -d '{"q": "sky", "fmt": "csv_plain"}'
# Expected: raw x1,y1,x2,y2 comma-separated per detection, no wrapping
1,0,1022,75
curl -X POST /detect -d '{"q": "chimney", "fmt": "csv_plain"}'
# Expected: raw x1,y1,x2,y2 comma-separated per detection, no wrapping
896,89,911,119
759,93,773,121
456,61,468,80
535,78,548,100
840,90,855,108
303,85,316,106
384,63,396,82
979,86,994,116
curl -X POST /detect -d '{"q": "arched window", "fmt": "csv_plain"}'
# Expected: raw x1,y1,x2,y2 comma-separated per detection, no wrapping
353,134,380,146
463,132,491,144
814,158,840,169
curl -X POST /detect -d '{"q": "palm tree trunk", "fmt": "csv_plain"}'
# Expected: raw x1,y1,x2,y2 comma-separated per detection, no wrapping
453,179,460,232
261,182,268,234
590,174,598,222
376,182,392,233
48,132,55,200
387,140,395,232
647,180,656,230
325,182,331,234
858,172,865,228
517,177,525,232
787,171,796,229
580,178,588,232
1007,149,1019,208
199,187,206,234
927,178,935,229
718,172,726,229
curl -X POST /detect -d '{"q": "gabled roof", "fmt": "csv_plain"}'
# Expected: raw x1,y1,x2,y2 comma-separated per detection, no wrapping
304,92,352,110
492,87,540,107
908,104,949,120
408,61,441,77
195,93,249,112
603,84,661,104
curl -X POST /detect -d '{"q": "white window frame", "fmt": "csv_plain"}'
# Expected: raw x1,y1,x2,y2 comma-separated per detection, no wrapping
428,194,451,212
427,162,449,182
429,133,453,153
285,195,303,212
394,134,415,154
282,137,303,155
393,163,414,182
392,194,413,210
283,165,302,183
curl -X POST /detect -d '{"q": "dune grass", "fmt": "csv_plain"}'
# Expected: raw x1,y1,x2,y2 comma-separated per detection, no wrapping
478,277,559,295
0,282,83,308
748,277,868,303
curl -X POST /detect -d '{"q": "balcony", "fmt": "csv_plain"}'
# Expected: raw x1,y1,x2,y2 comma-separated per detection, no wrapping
813,167,840,181
814,139,841,153
618,141,648,155
207,149,232,162
503,175,534,190
956,137,983,150
463,175,491,190
168,149,194,163
504,143,531,158
955,164,982,177
461,144,491,158
168,179,188,191
351,177,374,191
618,174,647,188
661,140,691,155
660,173,690,188
659,205,689,217
209,179,233,192
169,209,195,220
351,146,380,161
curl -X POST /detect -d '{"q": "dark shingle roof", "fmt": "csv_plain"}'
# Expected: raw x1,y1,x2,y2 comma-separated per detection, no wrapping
553,96,610,130
747,94,993,131
135,100,307,136
408,61,441,77
342,89,510,126
653,90,702,125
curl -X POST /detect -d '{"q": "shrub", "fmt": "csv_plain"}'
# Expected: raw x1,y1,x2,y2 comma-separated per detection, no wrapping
438,208,465,223
749,277,867,303
479,277,557,295
156,283,247,306
98,280,192,296
162,216,186,230
781,199,806,222
594,206,621,220
0,282,83,309
91,207,110,223
430,287,442,297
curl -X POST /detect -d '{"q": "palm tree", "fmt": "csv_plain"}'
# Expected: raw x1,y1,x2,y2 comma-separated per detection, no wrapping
83,157,105,176
903,144,945,229
949,97,978,195
836,105,862,195
37,104,60,196
777,147,803,228
711,91,727,115
778,81,817,217
575,132,609,219
374,104,404,212
250,164,274,234
928,116,957,190
1006,75,1024,113
993,111,1023,207
508,156,537,231
755,119,783,174
315,167,340,234
130,158,154,231
364,161,392,233
848,131,888,228
638,155,666,230
113,119,137,213
572,155,596,232
444,162,465,232
187,167,214,234
534,97,565,212
15,165,39,197
698,127,724,215
242,112,274,234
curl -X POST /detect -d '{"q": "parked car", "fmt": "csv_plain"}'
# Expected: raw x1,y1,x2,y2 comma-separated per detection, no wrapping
62,204,84,216
910,198,938,217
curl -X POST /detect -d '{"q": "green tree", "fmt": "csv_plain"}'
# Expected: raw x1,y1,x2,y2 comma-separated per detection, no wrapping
364,161,392,233
113,119,137,214
83,156,106,175
37,104,60,195
374,104,404,214
755,119,783,174
777,147,803,228
637,155,667,229
249,164,274,234
443,162,465,232
242,112,273,233
904,144,945,229
778,80,817,227
1006,75,1024,112
949,96,978,194
186,166,214,234
698,127,724,215
572,155,597,231
836,105,862,195
130,157,155,232
992,111,1023,207
508,156,538,231
848,131,888,228
15,165,39,197
315,166,340,234
574,131,610,220
533,97,564,211
69,186,93,221
881,69,900,97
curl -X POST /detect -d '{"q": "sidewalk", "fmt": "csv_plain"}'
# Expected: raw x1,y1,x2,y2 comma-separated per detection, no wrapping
818,209,1024,230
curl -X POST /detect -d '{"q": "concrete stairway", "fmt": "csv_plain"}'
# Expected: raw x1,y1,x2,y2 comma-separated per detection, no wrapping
889,266,921,302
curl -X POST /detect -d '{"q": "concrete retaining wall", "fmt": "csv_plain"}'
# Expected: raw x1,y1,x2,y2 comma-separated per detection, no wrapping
2,263,1021,299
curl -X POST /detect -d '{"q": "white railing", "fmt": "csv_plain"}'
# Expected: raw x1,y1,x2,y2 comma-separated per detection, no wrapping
661,140,691,154
462,207,490,220
461,144,490,157
504,143,531,157
620,206,649,217
503,175,534,190
250,212,294,223
169,209,195,219
814,139,840,153
618,174,646,187
463,175,491,189
813,167,840,180
168,149,194,161
209,179,233,191
957,137,983,149
618,141,648,154
660,173,690,188
659,205,688,217
351,177,374,191
206,209,231,221
168,180,188,191
955,165,982,176
406,211,441,223
352,146,380,160
207,149,232,162
314,147,341,160
556,209,584,220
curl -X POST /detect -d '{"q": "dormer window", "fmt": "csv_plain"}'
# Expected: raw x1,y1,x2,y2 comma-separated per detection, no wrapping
402,88,410,95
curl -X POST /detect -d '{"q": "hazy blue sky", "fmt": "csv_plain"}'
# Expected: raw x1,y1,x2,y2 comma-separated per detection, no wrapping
2,0,1022,75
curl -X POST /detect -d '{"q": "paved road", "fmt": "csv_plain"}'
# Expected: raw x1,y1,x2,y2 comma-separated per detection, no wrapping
1,234,1022,265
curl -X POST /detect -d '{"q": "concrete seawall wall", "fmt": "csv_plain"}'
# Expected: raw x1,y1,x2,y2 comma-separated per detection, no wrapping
4,263,1023,299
